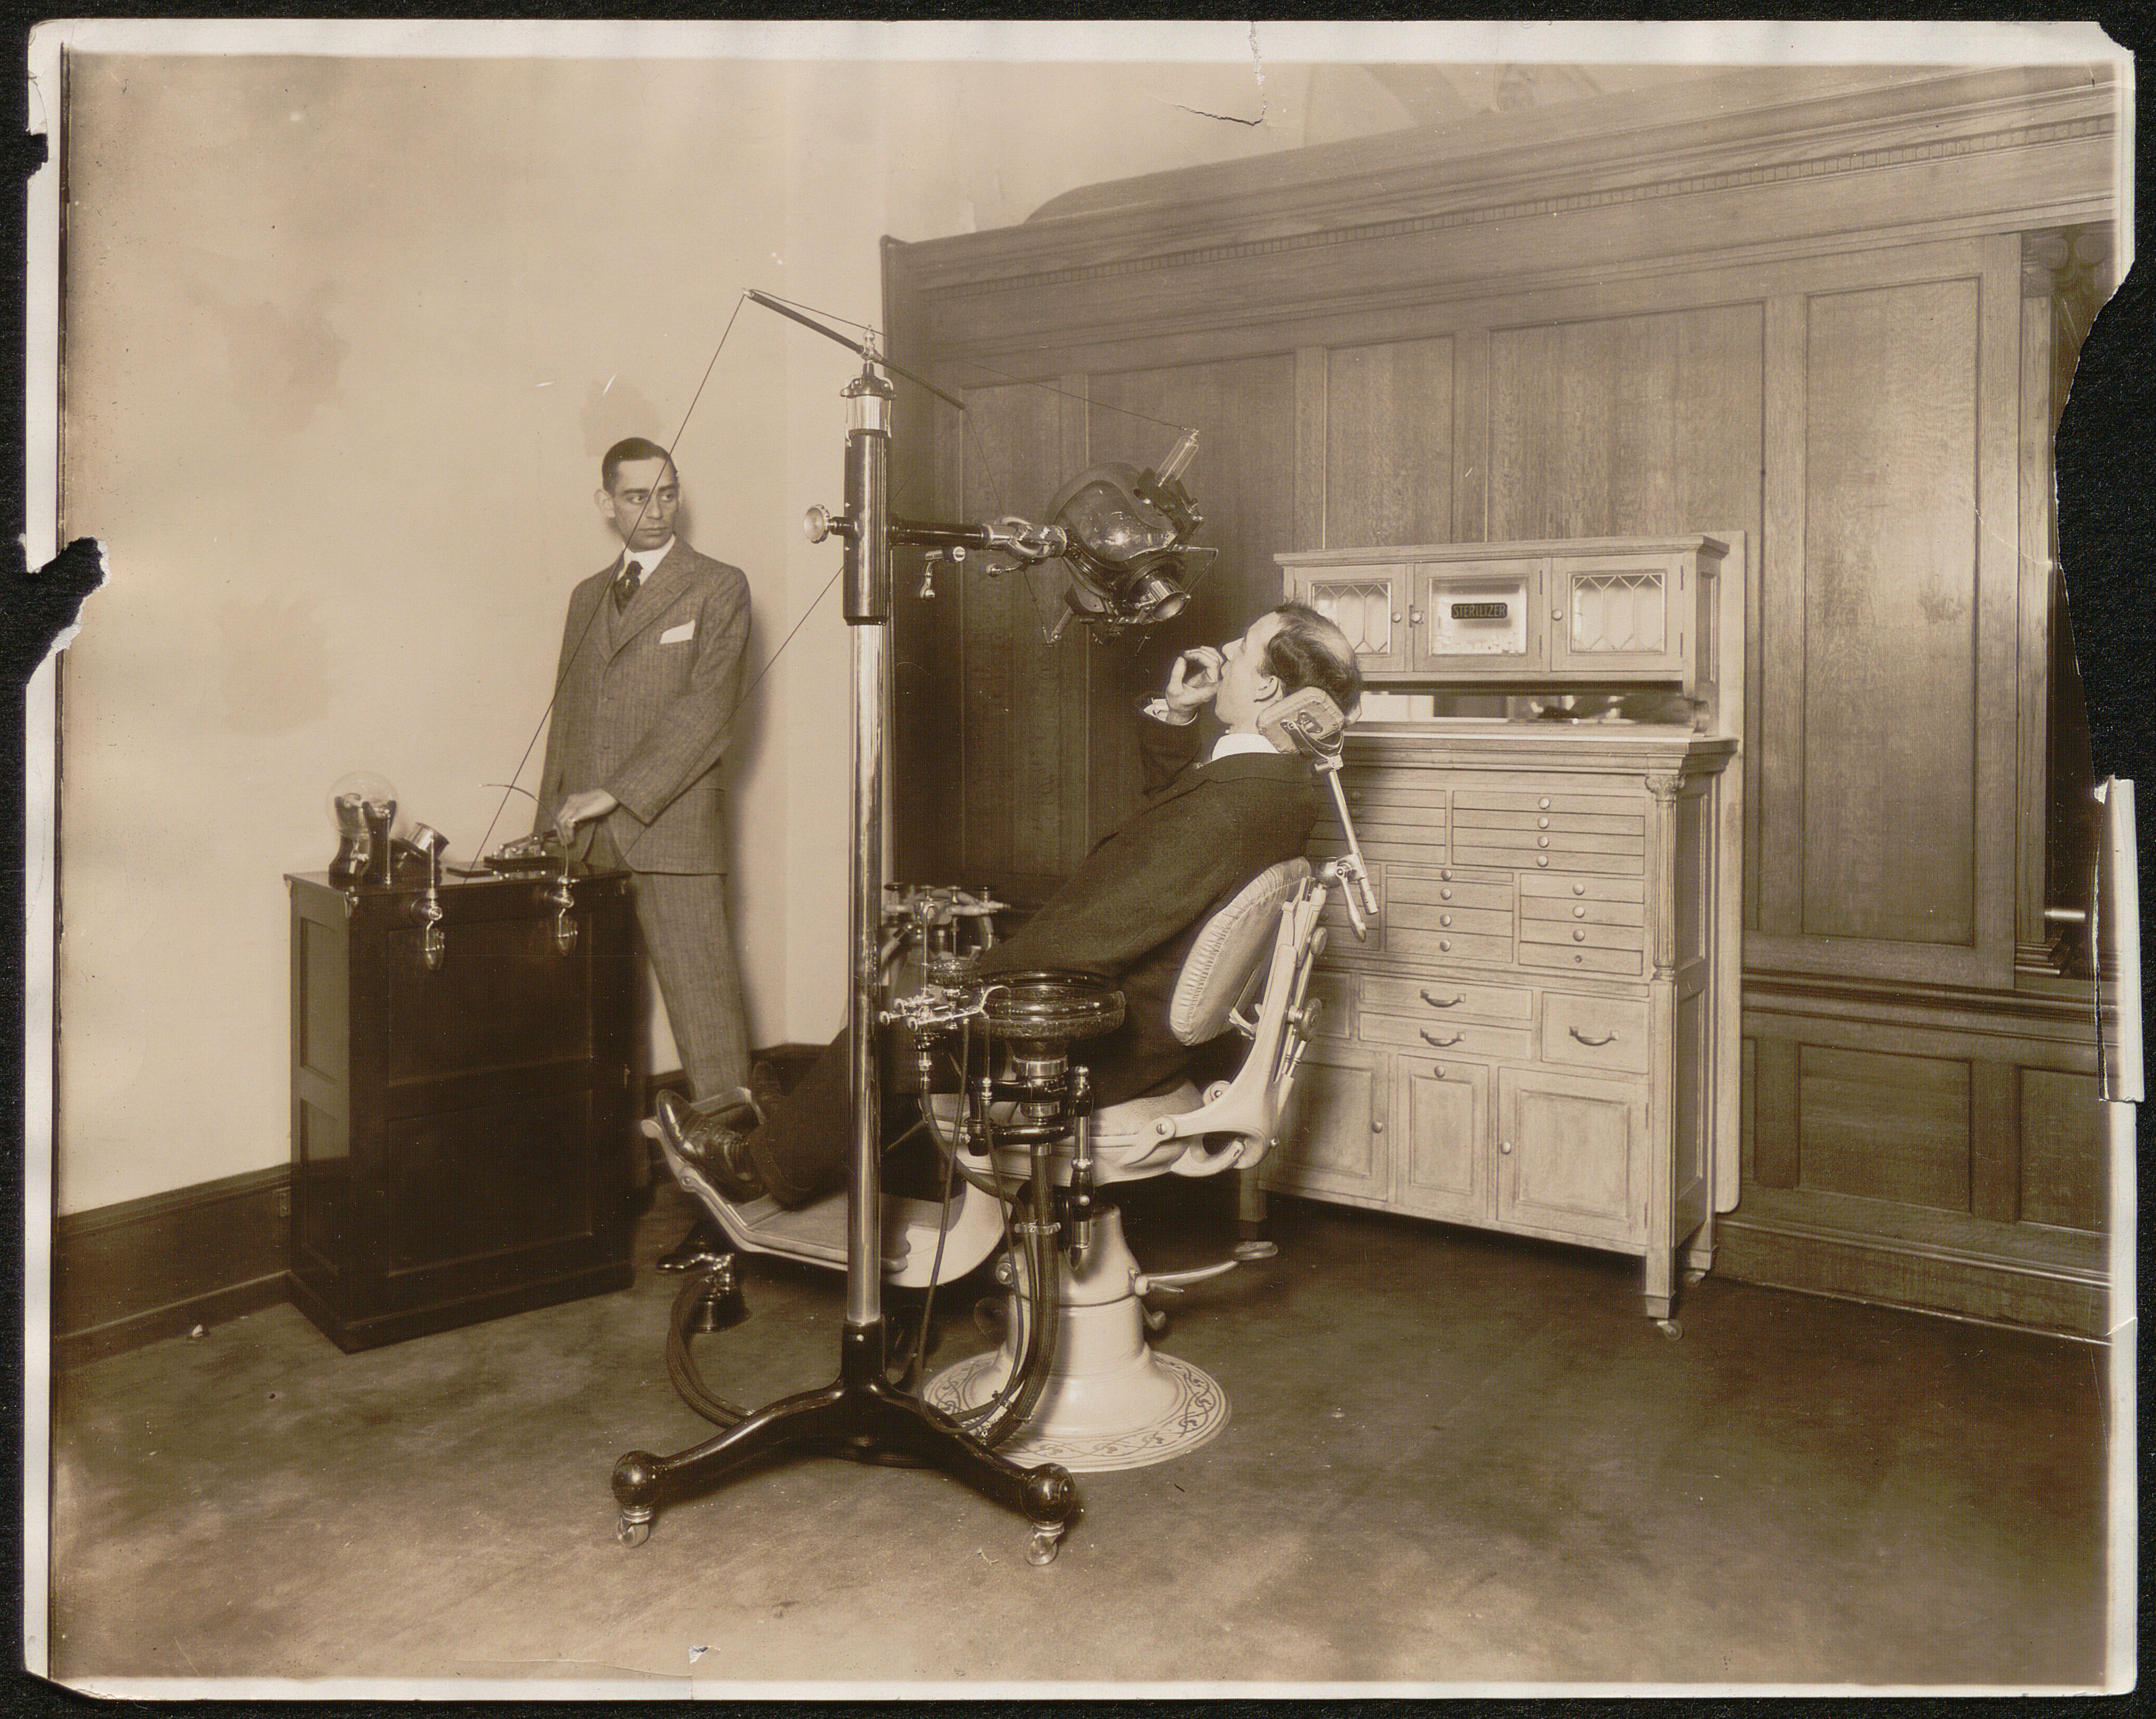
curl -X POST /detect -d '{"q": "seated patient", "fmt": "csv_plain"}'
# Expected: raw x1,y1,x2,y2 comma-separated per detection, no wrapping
657,601,1362,1211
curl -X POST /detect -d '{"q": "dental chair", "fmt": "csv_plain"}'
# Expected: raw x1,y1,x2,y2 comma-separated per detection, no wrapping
655,686,1373,1474
919,853,1331,1471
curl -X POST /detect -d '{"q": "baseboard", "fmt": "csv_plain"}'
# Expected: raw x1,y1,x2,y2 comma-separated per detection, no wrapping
54,1165,292,1368
1717,1189,2110,1338
57,1044,832,1368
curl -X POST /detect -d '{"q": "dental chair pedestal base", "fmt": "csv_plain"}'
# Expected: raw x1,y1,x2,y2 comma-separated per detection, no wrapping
925,1205,1231,1472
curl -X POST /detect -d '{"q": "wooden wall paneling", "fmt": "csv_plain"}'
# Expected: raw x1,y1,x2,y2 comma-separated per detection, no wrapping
2019,1065,2105,1232
1323,336,1454,550
956,381,1079,885
1974,235,2031,986
1740,1035,1758,1182
1452,329,1489,543
1752,1035,1800,1187
1758,295,1807,940
1085,355,1299,839
1293,346,1326,553
1970,1057,2023,1223
2016,266,2057,954
1484,305,1762,550
1796,1044,1973,1212
1796,273,1982,952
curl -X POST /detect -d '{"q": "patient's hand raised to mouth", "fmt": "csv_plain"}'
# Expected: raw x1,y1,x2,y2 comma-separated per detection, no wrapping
1166,646,1223,716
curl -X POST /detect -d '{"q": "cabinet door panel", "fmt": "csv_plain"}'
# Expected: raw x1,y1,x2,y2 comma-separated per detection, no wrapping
1291,568,1409,673
1397,1056,1489,1224
1498,1067,1647,1246
1267,1043,1388,1201
1549,553,1685,675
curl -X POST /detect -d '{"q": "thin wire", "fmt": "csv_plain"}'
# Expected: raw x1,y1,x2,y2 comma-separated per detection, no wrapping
473,292,751,864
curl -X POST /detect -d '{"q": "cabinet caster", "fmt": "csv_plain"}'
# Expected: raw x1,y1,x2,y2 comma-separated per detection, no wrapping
1655,1319,1682,1341
1027,1524,1066,1567
617,1511,653,1547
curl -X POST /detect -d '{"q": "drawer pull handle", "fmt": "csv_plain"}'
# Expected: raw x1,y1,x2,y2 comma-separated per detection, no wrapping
1569,1027,1618,1047
1420,1030,1463,1048
1419,990,1464,1008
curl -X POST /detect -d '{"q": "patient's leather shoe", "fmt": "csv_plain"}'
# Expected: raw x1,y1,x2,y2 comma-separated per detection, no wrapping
654,1089,768,1208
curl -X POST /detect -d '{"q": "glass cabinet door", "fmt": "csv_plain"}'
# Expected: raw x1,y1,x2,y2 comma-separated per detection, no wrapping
1290,567,1410,673
1410,557,1545,676
1548,553,1686,676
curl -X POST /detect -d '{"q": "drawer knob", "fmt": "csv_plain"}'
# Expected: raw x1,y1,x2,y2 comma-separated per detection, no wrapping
1419,989,1464,1009
1409,609,1423,624
1537,817,1550,829
1439,939,1452,952
1537,836,1551,849
1572,883,1586,896
1569,1026,1619,1047
1440,914,1452,927
1573,905,1587,919
1500,1139,1514,1156
1537,857,1550,868
1440,887,1452,900
1539,797,1551,809
1440,868,1452,881
1574,953,1585,963
1573,929,1587,941
1420,1030,1462,1048
1391,612,1403,624
1372,1118,1385,1134
1552,608,1564,621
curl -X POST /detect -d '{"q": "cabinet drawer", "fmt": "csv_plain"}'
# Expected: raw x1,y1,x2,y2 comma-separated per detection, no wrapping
1453,827,1645,857
1391,928,1515,964
1520,942,1644,976
1388,901,1513,937
1521,919,1644,953
1521,894,1644,927
1453,807,1645,836
1519,872,1646,902
1540,992,1651,1074
1388,870,1512,912
1454,789,1642,817
1360,1014,1534,1060
1360,974,1534,1022
1468,847,1644,876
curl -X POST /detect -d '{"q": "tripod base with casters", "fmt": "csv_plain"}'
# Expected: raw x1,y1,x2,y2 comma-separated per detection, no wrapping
611,1320,1079,1564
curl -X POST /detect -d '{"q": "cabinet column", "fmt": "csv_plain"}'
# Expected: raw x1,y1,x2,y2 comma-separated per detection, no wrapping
1644,770,1683,1322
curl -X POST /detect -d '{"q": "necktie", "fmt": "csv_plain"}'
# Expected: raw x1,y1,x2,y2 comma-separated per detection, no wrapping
612,557,642,612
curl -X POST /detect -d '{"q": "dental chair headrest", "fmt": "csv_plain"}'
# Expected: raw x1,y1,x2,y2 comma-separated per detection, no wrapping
1166,857,1312,1045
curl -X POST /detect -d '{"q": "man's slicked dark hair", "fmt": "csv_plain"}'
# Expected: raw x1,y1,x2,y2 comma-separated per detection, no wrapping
1264,601,1364,720
602,437,675,492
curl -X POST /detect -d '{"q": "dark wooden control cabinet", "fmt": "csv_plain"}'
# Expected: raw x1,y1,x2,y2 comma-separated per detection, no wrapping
285,867,639,1351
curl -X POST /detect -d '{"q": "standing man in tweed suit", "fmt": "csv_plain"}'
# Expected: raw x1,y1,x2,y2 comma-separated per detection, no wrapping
537,436,753,1270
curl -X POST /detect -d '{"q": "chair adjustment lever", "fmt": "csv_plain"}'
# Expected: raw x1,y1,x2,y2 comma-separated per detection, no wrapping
1132,1260,1239,1296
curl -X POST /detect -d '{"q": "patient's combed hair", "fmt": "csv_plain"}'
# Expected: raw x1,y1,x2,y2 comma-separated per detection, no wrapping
602,436,675,492
1265,602,1364,719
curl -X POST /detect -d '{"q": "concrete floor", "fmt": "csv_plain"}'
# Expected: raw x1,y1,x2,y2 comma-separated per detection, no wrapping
49,1182,2113,1693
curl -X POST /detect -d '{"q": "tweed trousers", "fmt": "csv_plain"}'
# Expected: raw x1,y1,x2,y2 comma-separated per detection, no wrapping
585,824,750,1102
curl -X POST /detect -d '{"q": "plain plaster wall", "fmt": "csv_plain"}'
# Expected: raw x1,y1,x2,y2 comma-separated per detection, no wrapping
54,50,1402,1215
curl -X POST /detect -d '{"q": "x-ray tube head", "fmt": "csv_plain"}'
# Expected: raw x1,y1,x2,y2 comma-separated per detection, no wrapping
1042,431,1216,635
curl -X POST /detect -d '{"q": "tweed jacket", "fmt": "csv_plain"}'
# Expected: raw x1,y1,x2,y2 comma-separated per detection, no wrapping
535,540,750,875
976,713,1321,1107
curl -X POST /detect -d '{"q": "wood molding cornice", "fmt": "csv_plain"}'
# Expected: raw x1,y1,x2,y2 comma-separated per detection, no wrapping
897,64,2117,304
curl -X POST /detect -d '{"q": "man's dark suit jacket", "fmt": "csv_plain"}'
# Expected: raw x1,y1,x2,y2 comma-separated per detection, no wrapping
976,713,1322,1106
535,540,750,874
742,711,1322,1205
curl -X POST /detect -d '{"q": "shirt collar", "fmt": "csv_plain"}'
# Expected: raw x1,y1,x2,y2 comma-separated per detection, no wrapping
621,537,676,575
1209,730,1283,763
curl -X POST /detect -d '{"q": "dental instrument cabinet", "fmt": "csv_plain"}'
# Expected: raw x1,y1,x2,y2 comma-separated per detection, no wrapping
1268,533,1745,1327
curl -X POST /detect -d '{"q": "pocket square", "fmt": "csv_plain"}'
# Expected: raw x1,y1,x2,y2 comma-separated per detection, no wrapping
659,620,695,644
